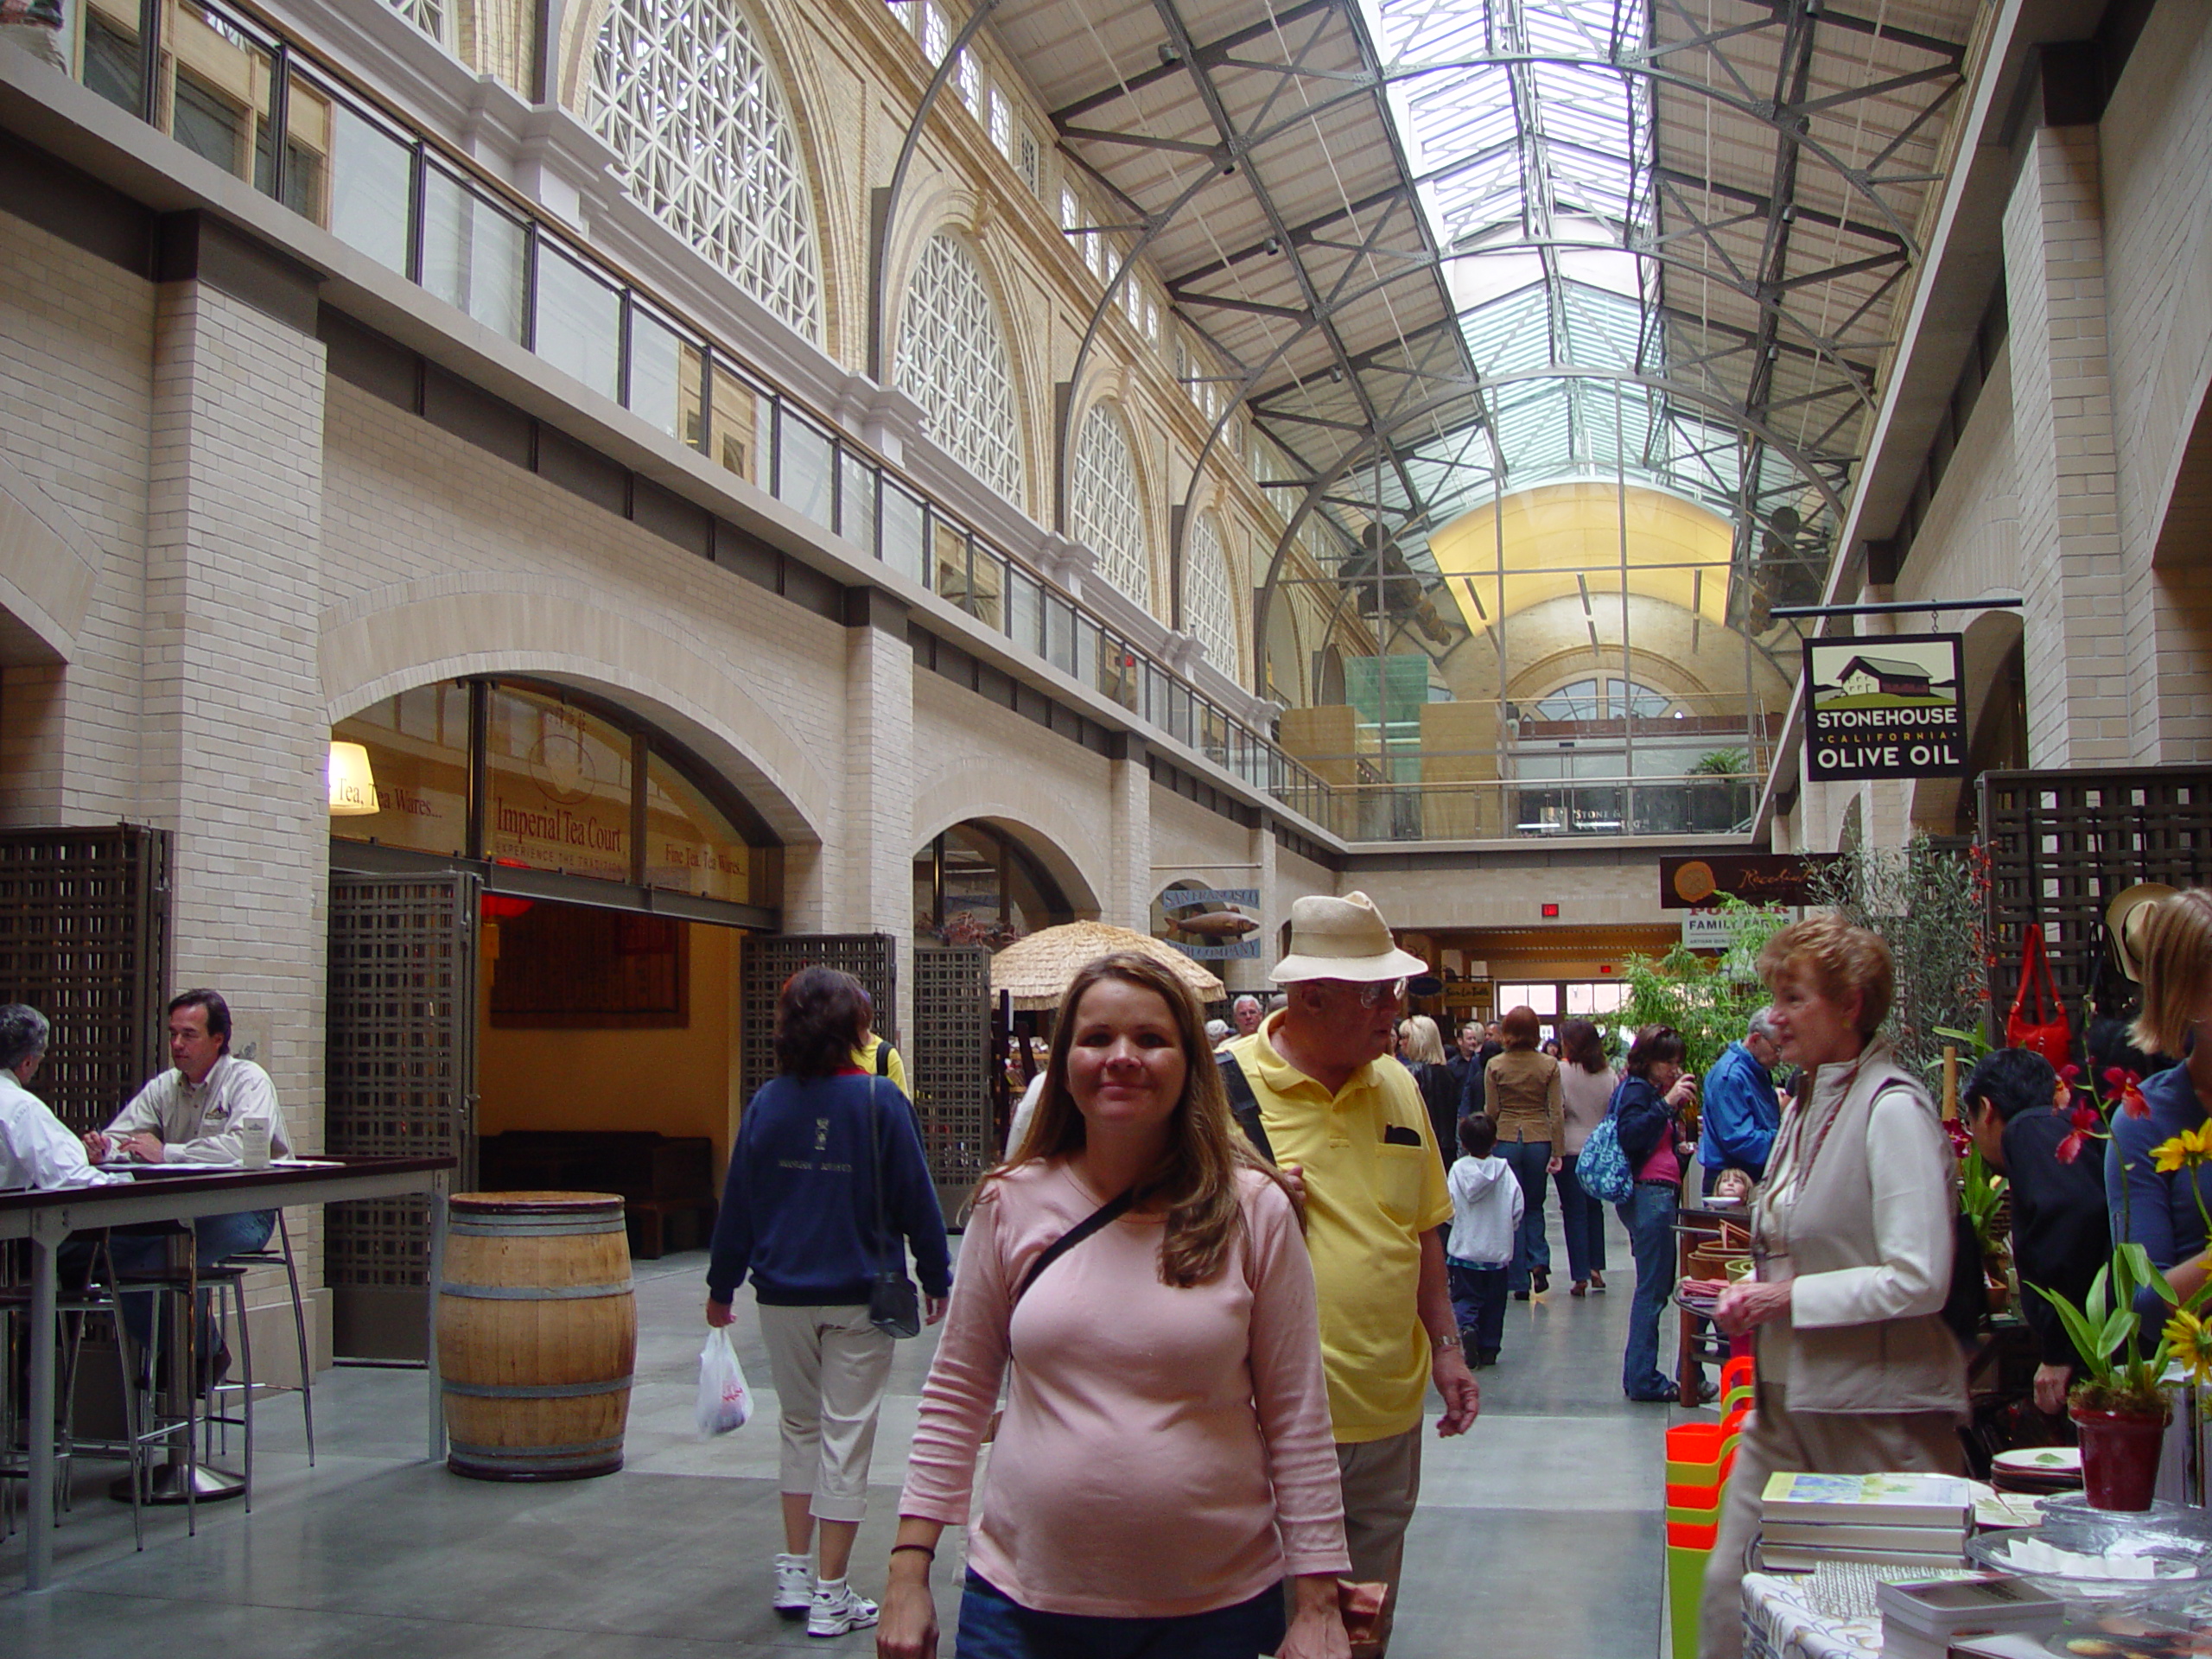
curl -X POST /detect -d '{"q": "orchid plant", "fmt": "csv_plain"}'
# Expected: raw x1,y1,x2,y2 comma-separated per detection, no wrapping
2034,1065,2212,1414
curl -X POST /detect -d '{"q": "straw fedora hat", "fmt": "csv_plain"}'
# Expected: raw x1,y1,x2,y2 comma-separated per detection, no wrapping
2107,882,2179,982
1269,891,1429,984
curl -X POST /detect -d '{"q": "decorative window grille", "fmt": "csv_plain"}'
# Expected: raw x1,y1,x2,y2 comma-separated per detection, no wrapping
1071,403,1150,610
896,233,1024,504
587,0,823,341
1185,513,1238,674
1144,298,1159,344
1017,131,1040,195
921,1,947,62
988,86,1011,156
956,50,980,116
383,0,443,39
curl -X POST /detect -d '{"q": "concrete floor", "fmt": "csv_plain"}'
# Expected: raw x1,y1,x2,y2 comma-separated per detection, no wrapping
2,1203,1685,1656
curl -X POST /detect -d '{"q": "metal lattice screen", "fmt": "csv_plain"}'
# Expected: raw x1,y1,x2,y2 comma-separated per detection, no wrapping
913,944,991,1210
739,934,898,1108
327,871,477,1360
1981,767,2212,1033
0,825,169,1133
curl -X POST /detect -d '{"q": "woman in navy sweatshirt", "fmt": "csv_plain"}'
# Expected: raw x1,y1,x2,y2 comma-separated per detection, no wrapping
706,966,951,1637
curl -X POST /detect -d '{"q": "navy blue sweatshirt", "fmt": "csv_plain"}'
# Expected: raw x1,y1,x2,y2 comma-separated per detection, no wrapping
707,1071,952,1306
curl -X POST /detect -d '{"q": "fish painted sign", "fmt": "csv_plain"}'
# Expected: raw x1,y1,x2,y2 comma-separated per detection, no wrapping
1153,882,1263,960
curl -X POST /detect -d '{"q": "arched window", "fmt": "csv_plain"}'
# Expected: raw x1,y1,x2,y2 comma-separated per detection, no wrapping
895,234,1024,504
586,0,823,340
1070,402,1148,609
383,0,444,39
1184,512,1237,675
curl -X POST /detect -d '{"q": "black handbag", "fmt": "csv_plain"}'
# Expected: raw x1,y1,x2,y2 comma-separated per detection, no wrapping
865,1079,923,1338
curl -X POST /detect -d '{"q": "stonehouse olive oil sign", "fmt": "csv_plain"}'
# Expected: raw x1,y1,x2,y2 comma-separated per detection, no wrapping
1802,632,1967,782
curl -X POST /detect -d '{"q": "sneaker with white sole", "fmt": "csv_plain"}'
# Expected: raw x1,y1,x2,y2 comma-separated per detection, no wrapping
807,1580,880,1637
773,1554,813,1618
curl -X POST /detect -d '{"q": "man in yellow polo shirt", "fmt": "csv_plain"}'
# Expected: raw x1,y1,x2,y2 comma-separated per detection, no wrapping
1222,892,1480,1657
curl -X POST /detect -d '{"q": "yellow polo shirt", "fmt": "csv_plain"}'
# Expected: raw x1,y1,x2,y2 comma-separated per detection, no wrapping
1226,1015,1452,1443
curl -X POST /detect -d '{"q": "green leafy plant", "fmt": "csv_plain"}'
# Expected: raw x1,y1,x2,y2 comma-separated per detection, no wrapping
1804,836,1988,1080
2031,1067,2201,1416
1609,897,1791,1075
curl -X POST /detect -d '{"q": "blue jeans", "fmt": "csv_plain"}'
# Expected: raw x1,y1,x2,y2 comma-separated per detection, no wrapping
1447,1259,1508,1357
953,1570,1287,1658
1554,1154,1607,1281
1497,1139,1552,1293
1616,1183,1679,1398
106,1209,276,1349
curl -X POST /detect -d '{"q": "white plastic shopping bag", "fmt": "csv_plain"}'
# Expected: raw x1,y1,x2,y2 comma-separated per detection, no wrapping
696,1326,753,1436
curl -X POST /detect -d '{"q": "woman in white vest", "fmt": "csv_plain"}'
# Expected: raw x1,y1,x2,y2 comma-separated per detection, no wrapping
1696,913,1967,1659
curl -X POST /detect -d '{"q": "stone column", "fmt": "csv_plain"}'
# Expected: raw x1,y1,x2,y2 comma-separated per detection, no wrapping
1105,734,1151,931
841,588,917,1043
2005,118,2127,767
1238,812,1278,995
136,217,329,1365
137,218,328,1132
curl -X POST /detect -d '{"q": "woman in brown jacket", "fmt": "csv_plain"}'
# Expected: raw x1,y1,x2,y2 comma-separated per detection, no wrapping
1484,1006,1565,1298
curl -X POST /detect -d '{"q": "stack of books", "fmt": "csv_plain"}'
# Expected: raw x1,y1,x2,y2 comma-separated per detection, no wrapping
1875,1574,2064,1659
1758,1471,1975,1570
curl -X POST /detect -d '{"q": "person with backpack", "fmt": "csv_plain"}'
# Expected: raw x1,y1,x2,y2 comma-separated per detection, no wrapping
1611,1026,1698,1402
879,951,1351,1659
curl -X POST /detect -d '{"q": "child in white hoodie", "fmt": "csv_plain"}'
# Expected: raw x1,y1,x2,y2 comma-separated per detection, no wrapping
1446,1113,1524,1368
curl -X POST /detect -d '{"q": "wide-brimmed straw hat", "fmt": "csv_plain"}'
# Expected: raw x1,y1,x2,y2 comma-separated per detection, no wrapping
2108,882,2180,982
1269,891,1429,985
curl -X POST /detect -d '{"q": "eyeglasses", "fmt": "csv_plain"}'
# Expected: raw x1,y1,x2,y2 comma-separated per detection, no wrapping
1313,978,1408,1008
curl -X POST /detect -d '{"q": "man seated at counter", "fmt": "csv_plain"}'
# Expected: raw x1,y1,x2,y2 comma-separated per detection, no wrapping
83,988,292,1376
0,1003,124,1192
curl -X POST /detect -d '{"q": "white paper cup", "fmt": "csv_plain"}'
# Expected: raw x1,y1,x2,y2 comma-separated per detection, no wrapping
238,1120,271,1169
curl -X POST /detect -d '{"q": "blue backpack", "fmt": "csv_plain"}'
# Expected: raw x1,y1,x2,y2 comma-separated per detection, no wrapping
1576,1081,1635,1204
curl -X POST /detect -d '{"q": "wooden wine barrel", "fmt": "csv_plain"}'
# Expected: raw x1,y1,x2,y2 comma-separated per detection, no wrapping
437,1192,636,1481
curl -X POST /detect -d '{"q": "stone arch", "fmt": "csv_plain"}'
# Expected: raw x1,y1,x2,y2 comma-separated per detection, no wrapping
1910,602,2025,835
321,575,833,848
0,461,100,664
911,765,1107,922
561,0,835,350
887,214,1032,512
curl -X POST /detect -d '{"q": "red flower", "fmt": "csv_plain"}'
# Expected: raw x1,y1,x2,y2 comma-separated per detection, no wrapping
2056,1103,2103,1166
2103,1066,2150,1119
1943,1116,1973,1160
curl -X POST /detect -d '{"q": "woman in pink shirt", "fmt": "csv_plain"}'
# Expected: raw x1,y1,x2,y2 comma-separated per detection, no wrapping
878,952,1351,1659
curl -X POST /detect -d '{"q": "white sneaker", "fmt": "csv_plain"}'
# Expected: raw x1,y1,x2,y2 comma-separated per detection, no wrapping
773,1553,813,1617
807,1580,880,1637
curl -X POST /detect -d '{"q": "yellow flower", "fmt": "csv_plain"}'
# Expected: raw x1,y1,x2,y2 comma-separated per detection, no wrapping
2152,1127,2212,1173
2165,1311,2212,1386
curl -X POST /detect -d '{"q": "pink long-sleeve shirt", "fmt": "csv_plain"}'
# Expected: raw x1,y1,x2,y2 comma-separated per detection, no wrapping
898,1160,1351,1618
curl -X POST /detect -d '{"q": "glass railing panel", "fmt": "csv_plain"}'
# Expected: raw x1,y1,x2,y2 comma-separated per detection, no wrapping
81,5,143,115
963,544,1005,632
1006,566,1042,655
839,450,877,553
882,480,925,583
533,241,621,402
931,517,968,605
776,408,835,531
315,75,413,275
421,163,526,342
705,353,762,483
626,304,698,442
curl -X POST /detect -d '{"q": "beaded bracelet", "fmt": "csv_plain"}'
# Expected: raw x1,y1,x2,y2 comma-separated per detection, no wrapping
890,1543,936,1563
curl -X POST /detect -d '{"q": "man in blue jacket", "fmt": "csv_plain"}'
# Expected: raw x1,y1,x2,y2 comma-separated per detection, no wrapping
1695,1009,1782,1193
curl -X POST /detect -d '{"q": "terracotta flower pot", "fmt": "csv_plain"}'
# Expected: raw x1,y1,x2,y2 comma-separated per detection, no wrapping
2069,1403,2170,1510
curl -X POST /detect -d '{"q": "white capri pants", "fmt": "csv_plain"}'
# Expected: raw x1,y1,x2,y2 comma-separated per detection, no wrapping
756,1302,896,1524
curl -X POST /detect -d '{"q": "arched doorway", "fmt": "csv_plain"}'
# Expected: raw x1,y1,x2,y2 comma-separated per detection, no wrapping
325,676,787,1355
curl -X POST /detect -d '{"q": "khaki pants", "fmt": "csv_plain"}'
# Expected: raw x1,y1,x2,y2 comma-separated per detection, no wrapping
1338,1424,1421,1659
0,22,67,71
757,1302,894,1524
1698,1384,1962,1659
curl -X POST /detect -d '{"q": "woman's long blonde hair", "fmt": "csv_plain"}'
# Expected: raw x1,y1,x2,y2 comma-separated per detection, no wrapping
997,951,1293,1287
1398,1014,1446,1065
2133,888,2212,1058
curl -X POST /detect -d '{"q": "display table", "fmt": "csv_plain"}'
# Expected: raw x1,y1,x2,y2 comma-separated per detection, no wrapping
0,1155,454,1590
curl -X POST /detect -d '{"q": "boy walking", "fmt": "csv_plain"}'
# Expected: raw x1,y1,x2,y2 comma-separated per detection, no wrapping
1446,1115,1523,1368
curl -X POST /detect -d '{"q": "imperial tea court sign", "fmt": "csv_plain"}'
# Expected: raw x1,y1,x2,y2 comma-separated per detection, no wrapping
1802,632,1967,781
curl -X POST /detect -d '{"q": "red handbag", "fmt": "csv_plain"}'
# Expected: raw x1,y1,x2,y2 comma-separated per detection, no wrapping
2005,926,2072,1067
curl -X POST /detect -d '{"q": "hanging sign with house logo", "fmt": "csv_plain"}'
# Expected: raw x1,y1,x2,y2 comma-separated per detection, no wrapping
1802,632,1967,782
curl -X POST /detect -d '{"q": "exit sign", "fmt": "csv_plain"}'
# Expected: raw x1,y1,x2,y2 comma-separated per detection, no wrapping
1541,903,1560,918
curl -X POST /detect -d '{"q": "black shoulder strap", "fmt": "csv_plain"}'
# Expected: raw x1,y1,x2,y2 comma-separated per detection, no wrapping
875,1040,892,1077
1012,1188,1138,1305
1216,1052,1277,1164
